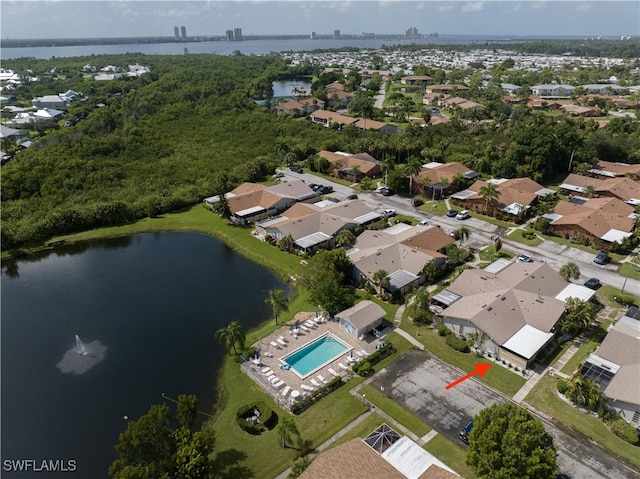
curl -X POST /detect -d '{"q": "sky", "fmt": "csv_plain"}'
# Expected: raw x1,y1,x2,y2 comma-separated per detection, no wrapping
2,1,639,40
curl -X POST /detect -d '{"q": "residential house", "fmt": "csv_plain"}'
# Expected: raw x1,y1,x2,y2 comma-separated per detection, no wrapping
433,261,595,370
581,306,640,427
255,199,381,253
411,162,480,198
560,104,602,117
541,196,636,248
31,94,68,109
348,224,455,294
9,108,65,126
425,84,469,95
400,75,434,86
300,434,460,479
440,95,485,112
336,301,387,339
531,84,575,99
560,173,640,205
451,177,555,219
587,160,640,179
580,84,628,96
275,98,323,117
204,179,319,225
326,89,355,108
310,110,358,129
354,118,399,134
317,150,382,180
0,124,30,143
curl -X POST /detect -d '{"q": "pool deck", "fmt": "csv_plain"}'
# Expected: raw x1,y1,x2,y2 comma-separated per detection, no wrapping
243,311,385,408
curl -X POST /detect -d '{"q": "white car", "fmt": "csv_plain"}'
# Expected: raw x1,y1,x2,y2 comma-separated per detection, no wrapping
418,220,429,226
517,254,533,263
383,209,396,217
455,210,470,220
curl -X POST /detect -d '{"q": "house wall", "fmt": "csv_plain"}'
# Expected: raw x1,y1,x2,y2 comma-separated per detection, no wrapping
608,400,640,426
497,348,528,370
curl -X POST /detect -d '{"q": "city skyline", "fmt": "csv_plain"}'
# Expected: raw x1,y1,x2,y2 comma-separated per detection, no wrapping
2,1,639,40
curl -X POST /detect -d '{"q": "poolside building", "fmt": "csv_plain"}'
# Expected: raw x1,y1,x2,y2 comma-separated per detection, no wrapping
336,300,387,339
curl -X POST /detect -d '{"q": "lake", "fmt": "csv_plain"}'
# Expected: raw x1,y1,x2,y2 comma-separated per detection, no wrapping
1,233,286,478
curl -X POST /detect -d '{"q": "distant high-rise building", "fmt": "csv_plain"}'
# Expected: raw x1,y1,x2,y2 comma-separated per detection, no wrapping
225,29,234,41
234,28,243,41
310,31,317,40
405,26,419,38
180,26,187,40
174,26,180,41
333,30,340,39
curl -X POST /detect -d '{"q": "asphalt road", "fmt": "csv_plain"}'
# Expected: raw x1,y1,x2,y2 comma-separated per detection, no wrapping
279,168,640,295
371,350,640,479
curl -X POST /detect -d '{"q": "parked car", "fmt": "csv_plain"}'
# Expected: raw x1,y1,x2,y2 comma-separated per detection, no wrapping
308,183,319,190
584,278,602,290
381,187,395,197
418,220,429,226
455,210,470,220
446,209,459,217
383,209,396,217
346,194,358,200
411,198,424,207
517,254,533,263
289,165,303,173
459,420,474,445
593,250,610,265
272,172,284,178
319,185,333,194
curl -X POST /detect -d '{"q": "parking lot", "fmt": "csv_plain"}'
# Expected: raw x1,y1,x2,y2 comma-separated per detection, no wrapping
372,350,640,479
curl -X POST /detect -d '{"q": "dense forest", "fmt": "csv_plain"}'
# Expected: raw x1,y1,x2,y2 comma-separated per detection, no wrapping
1,51,639,250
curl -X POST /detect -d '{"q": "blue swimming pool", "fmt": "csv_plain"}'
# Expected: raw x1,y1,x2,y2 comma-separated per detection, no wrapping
283,333,349,377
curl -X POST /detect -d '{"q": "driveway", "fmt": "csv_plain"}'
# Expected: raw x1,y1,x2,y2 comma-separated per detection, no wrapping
371,350,640,479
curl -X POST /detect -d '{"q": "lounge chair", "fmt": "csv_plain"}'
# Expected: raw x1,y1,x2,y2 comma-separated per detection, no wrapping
261,366,272,374
304,320,316,328
317,375,328,384
301,384,315,392
263,351,273,358
270,341,280,349
270,376,280,384
300,325,310,332
279,335,288,343
328,368,339,376
265,373,275,381
359,349,368,357
356,351,366,357
310,378,322,387
346,355,356,363
273,380,285,389
338,362,349,370
277,338,287,347
281,385,291,397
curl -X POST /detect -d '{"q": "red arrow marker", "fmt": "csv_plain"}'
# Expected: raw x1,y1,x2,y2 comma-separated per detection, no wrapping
445,363,491,390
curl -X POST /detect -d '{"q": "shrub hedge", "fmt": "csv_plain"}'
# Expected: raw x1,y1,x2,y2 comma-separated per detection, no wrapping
351,342,397,374
611,419,639,445
236,401,275,434
445,334,470,353
291,377,344,415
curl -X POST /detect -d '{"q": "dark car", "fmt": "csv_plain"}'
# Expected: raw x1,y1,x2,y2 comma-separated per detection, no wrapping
381,188,395,197
289,165,303,173
319,185,333,194
593,250,610,265
446,209,459,217
459,420,474,444
584,278,602,290
346,194,358,200
411,198,424,207
308,183,319,190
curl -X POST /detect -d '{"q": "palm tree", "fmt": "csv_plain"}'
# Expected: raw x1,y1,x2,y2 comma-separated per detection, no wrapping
265,289,288,325
559,262,580,282
372,269,390,295
451,172,466,191
277,416,300,449
381,156,395,187
583,184,597,198
479,183,501,214
336,229,356,248
349,164,361,183
561,297,596,336
288,457,311,478
215,321,246,355
420,175,432,199
466,330,490,355
454,226,470,246
404,156,423,195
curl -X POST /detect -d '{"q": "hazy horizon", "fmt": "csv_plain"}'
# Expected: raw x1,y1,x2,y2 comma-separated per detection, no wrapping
2,1,639,41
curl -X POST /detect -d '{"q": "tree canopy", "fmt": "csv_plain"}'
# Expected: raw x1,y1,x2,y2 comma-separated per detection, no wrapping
466,403,557,479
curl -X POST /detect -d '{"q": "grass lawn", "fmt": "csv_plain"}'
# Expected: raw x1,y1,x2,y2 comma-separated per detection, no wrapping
331,412,387,446
305,171,356,188
400,321,526,397
507,229,544,246
598,286,640,307
525,375,640,470
477,246,515,262
466,212,514,228
618,261,640,280
559,323,609,375
417,200,448,216
424,433,477,479
359,384,431,437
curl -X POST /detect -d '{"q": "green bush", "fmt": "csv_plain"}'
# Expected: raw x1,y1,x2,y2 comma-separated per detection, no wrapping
611,419,639,445
357,361,372,376
291,377,344,415
437,324,451,336
556,379,567,394
445,334,470,352
615,294,636,306
351,342,396,374
236,401,275,434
